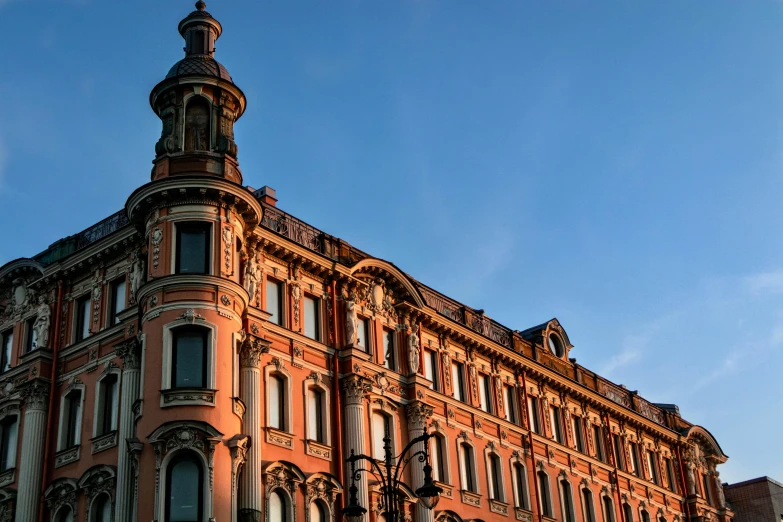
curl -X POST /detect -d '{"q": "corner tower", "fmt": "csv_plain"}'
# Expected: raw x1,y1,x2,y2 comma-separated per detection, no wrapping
149,0,247,183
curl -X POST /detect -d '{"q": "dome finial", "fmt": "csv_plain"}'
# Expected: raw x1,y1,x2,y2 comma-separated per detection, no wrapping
195,1,206,11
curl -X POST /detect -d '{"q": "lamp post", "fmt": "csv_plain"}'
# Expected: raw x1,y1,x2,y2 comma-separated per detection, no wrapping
343,423,442,522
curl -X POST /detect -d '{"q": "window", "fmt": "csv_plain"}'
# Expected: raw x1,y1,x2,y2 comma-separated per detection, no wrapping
269,490,287,522
0,416,17,472
184,97,210,152
573,416,585,453
551,406,564,443
74,295,91,343
702,474,713,505
62,389,82,449
266,279,283,326
505,386,519,425
602,496,615,522
593,425,607,463
109,278,126,325
630,442,642,478
665,458,677,492
582,489,595,522
270,375,286,431
623,504,634,522
488,453,504,501
310,501,327,522
452,362,466,402
96,374,119,436
537,472,552,517
613,435,625,471
92,494,112,522
307,388,324,443
56,508,74,522
479,374,492,414
175,222,210,275
459,443,477,493
172,328,207,388
560,479,575,522
647,450,659,485
513,463,528,509
528,396,541,434
372,413,391,459
166,453,203,522
304,296,320,340
0,330,11,373
424,350,439,391
641,510,651,522
431,435,445,483
382,328,395,370
548,334,564,357
356,317,371,354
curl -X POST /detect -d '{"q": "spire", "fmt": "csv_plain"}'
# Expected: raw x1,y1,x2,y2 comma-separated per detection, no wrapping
178,1,222,58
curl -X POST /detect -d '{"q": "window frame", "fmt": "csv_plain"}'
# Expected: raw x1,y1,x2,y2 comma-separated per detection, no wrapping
573,415,585,453
452,361,466,403
174,221,212,276
537,470,553,518
478,373,493,415
108,277,127,326
551,405,564,444
382,327,396,371
0,414,17,472
458,440,479,494
593,424,607,463
630,441,642,478
93,370,121,438
73,294,91,344
89,492,113,522
510,459,529,510
171,327,209,389
647,449,659,485
504,385,519,425
165,451,205,522
0,329,12,373
303,294,321,341
265,364,294,435
528,396,541,435
485,448,505,502
161,320,216,394
613,434,625,471
423,349,439,391
429,425,452,486
581,487,596,522
57,385,85,451
266,278,285,326
559,478,576,522
356,316,372,355
601,494,616,522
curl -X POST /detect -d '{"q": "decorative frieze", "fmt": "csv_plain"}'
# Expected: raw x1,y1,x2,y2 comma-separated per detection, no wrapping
0,469,13,488
91,431,118,454
266,427,294,450
160,388,216,408
460,490,481,507
489,499,509,516
515,508,534,522
305,440,332,461
55,446,81,468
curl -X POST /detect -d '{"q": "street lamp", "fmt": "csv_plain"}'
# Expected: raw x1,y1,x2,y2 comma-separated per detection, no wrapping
343,423,442,522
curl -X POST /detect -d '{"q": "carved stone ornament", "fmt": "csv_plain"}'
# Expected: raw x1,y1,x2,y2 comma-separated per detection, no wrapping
341,375,370,405
117,337,142,370
407,324,420,374
405,402,433,431
223,227,233,272
44,479,78,520
243,252,263,306
344,293,359,346
239,336,270,368
20,380,49,411
292,283,302,324
129,251,146,305
179,308,204,323
228,434,250,508
151,226,163,269
79,465,117,508
32,295,51,349
305,474,342,522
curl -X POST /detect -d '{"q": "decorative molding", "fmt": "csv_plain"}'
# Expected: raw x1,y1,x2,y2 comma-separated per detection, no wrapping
266,427,294,450
515,508,534,522
160,388,216,408
460,490,481,507
0,469,13,488
91,431,118,454
305,440,332,461
239,335,269,368
489,499,509,516
54,446,81,468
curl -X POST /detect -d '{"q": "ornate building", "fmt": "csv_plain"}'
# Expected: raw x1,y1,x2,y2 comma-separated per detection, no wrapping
0,3,734,522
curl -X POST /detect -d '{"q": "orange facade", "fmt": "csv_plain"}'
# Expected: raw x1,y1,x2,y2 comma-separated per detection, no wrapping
0,4,733,522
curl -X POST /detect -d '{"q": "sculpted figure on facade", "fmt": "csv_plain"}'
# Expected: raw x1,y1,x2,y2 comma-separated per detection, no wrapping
32,295,51,349
713,471,726,508
243,253,262,306
344,294,358,347
129,252,145,304
407,324,420,374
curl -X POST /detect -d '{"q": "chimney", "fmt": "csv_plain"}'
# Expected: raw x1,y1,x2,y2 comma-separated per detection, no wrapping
257,186,277,207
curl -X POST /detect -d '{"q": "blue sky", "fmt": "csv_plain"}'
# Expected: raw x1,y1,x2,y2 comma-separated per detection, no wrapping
1,0,781,483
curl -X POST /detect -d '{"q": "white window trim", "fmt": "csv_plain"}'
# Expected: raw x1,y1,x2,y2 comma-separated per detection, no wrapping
484,445,506,502
265,277,286,327
430,423,452,486
457,436,480,494
600,493,616,522
368,399,399,460
558,476,576,522
87,491,112,522
53,505,75,522
509,455,529,509
303,293,323,342
57,383,86,451
71,293,92,344
157,448,212,522
105,277,127,326
357,315,373,357
265,361,294,434
536,467,553,518
161,316,217,391
303,375,331,446
623,503,635,522
381,326,397,371
266,486,295,522
92,367,122,438
580,487,596,522
171,219,215,276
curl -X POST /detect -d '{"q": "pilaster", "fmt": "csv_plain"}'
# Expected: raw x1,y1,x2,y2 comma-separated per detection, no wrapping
15,380,49,522
342,374,371,513
114,337,142,522
239,335,269,522
406,402,434,522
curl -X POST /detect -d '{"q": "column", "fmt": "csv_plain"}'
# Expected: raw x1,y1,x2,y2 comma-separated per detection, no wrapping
15,381,49,522
406,402,434,522
239,337,268,522
114,338,142,522
342,375,370,513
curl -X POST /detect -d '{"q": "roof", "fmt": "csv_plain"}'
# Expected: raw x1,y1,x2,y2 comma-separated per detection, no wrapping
166,55,232,81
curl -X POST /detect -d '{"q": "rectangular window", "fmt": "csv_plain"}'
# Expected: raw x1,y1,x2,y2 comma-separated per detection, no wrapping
109,278,126,326
98,375,119,436
74,295,91,343
460,443,476,493
528,396,541,434
665,458,677,492
25,317,37,353
172,329,208,388
479,374,492,414
573,416,585,453
505,386,518,425
613,435,625,471
356,317,371,353
0,417,17,472
303,295,320,340
270,375,286,431
489,454,503,500
265,279,283,326
702,474,713,505
423,350,439,391
382,328,395,370
551,406,563,443
63,390,82,449
431,436,444,483
372,413,391,459
175,222,210,275
452,362,466,402
307,388,324,442
0,330,12,373
647,450,659,485
593,425,607,463
630,442,642,478
514,464,527,509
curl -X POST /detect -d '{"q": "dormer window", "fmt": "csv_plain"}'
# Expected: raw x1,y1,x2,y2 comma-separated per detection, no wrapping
548,334,564,357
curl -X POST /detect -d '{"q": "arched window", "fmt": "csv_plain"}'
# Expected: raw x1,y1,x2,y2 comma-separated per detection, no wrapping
91,493,112,522
459,443,477,493
166,453,204,522
641,510,651,522
96,373,119,436
307,387,324,443
623,503,634,522
184,97,210,152
59,388,83,450
270,375,286,431
582,488,596,522
537,471,552,517
560,479,575,522
431,435,445,483
57,507,74,522
172,328,208,389
512,463,528,509
310,500,327,522
0,415,17,471
488,452,504,501
269,490,288,522
602,495,615,522
372,413,391,459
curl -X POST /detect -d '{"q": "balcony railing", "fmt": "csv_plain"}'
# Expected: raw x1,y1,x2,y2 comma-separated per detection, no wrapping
76,210,130,249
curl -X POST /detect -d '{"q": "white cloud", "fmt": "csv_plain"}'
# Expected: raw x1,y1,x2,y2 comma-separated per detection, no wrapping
744,270,783,294
690,352,739,392
599,331,647,377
